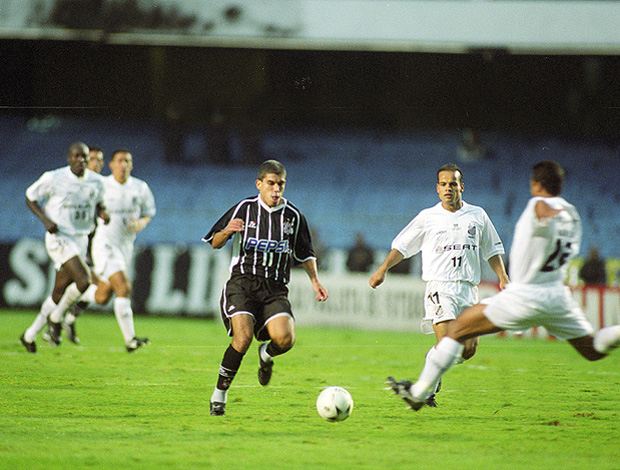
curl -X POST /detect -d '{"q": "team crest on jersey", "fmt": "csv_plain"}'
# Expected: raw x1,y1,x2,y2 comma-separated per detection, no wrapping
467,223,477,238
283,219,294,235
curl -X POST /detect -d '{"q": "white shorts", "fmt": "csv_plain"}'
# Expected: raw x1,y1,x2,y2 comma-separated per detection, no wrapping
481,283,594,340
45,232,88,270
422,280,479,334
91,237,133,281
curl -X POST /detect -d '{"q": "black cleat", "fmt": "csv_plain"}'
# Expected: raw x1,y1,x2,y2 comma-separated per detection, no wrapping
47,320,62,346
258,344,273,386
426,379,442,408
386,376,426,411
210,401,226,416
63,322,80,344
20,333,36,353
425,395,438,408
126,336,150,352
70,301,87,318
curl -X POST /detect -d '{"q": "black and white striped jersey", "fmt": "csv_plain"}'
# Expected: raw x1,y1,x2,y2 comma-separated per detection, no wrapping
202,196,316,284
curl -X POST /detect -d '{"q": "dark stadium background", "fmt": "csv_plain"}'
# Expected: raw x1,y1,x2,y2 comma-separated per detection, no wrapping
1,39,619,138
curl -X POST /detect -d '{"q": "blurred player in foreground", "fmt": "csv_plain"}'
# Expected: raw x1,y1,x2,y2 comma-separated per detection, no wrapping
47,149,155,352
20,142,109,353
370,163,509,406
388,160,620,410
203,159,328,416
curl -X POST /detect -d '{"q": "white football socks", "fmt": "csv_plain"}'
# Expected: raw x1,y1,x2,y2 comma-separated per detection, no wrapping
211,388,227,403
424,346,443,395
412,337,464,400
24,296,57,342
49,283,82,323
593,325,620,354
114,297,135,343
79,283,97,304
259,343,274,364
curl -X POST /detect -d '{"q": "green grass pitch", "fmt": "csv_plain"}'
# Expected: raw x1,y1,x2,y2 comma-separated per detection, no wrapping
1,310,619,470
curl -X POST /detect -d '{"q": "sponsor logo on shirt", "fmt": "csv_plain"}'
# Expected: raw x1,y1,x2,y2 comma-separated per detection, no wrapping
245,238,290,253
435,243,478,254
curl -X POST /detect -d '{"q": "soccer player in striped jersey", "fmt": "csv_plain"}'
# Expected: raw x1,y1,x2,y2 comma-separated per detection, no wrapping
203,159,328,416
388,160,620,410
370,163,509,406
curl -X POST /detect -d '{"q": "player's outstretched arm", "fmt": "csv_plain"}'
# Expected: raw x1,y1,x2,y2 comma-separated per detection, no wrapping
487,254,510,290
301,258,328,302
369,249,404,289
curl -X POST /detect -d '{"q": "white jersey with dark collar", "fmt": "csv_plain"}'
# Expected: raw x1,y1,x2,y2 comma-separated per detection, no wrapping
392,201,504,284
508,196,581,285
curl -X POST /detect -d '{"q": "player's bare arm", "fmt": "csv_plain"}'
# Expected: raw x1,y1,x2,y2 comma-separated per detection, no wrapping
25,197,58,233
127,215,152,233
97,202,111,225
301,258,328,301
369,248,404,288
210,218,245,248
534,200,562,221
487,254,510,290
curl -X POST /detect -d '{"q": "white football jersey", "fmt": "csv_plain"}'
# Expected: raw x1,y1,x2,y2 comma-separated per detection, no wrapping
93,175,156,247
392,201,504,284
25,166,105,236
508,196,581,285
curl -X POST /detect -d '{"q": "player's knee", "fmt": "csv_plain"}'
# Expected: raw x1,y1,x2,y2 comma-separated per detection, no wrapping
75,277,90,293
272,331,295,352
232,331,253,353
461,346,477,360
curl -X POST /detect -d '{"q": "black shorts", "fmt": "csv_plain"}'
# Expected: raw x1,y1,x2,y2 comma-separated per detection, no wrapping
220,274,293,341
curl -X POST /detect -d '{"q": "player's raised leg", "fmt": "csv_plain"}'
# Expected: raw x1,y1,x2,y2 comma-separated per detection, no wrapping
259,315,296,386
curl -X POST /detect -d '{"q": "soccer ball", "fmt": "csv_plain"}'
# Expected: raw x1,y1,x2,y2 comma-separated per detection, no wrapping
316,386,353,422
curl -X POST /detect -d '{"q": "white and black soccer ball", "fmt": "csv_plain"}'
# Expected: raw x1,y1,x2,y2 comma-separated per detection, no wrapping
316,386,353,422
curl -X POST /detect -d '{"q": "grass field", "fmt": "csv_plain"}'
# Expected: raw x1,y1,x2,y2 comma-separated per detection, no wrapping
2,310,619,470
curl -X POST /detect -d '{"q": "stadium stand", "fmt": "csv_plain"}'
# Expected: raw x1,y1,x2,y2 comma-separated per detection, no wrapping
1,114,619,259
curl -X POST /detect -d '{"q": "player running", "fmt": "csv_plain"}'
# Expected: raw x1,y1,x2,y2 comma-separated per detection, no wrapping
370,163,509,406
20,142,109,353
47,149,155,352
388,160,620,410
203,159,328,416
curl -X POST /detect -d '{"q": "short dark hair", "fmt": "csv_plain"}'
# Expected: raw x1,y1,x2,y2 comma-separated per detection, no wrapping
88,145,103,154
531,160,564,196
437,163,463,183
111,148,131,159
258,160,286,180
